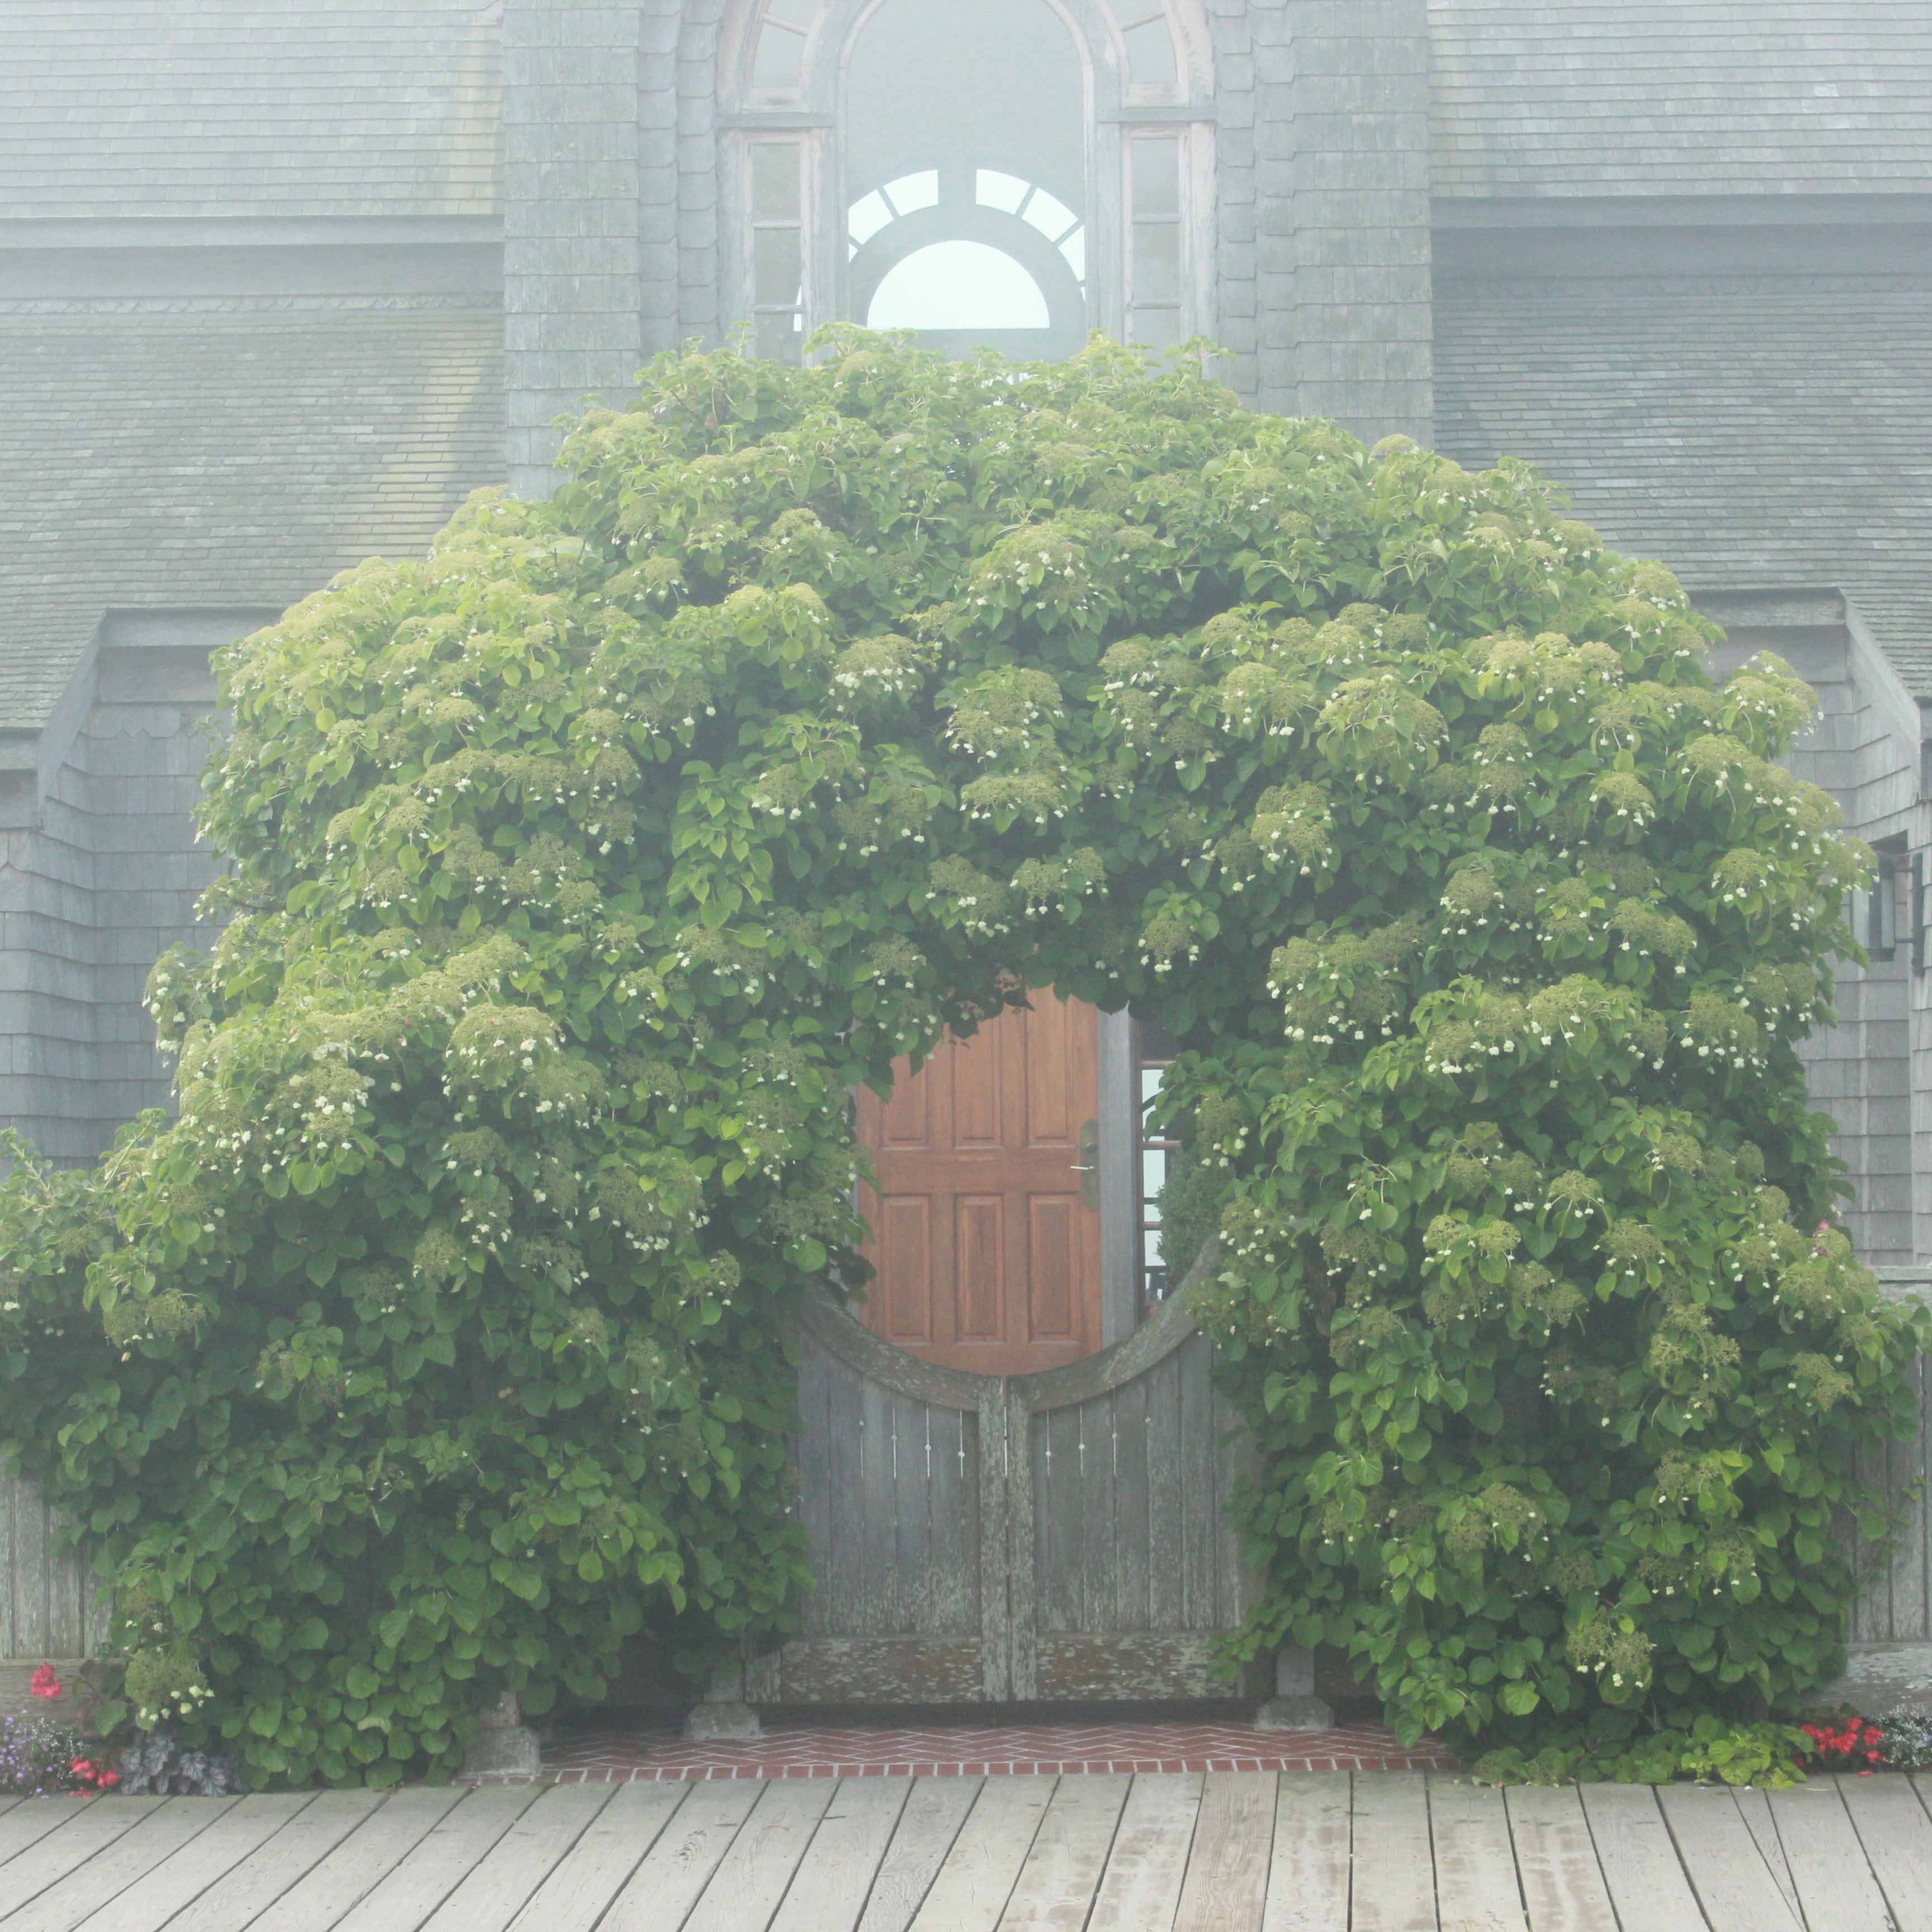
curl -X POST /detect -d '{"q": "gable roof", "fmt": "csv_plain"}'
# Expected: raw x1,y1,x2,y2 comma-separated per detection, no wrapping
1429,1,1932,199
0,302,505,734
0,1,500,220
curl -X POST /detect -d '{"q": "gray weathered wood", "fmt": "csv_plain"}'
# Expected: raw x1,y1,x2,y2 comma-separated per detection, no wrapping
1428,1780,1527,1932
1350,1771,1437,1932
854,1777,982,1932
416,1784,615,1932
995,1772,1128,1929
1654,1785,1803,1932
501,1783,691,1932
1767,1779,1899,1932
598,1779,765,1932
327,1787,541,1932
679,1777,835,1932
78,1793,313,1932
1840,1772,1932,1932
2,1797,233,1932
0,1798,164,1917
1173,1771,1275,1932
768,1778,911,1932
1087,1772,1201,1932
1503,1786,1617,1932
245,1788,466,1932
1730,1786,1802,1921
160,1791,387,1932
1574,1782,1707,1932
907,1775,1053,1932
1,1477,103,1664
1262,1770,1351,1932
0,1798,101,1873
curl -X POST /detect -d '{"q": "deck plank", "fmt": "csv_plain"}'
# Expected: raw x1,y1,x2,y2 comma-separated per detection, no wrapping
1768,1779,1901,1932
0,1801,166,1922
1351,1771,1437,1932
0,1801,112,1878
500,1783,692,1932
326,1787,541,1932
682,1778,836,1932
597,1778,765,1932
906,1776,1054,1932
1731,1787,1802,1921
768,1779,911,1932
247,1788,466,1932
853,1778,982,1932
1262,1770,1349,1932
1428,1780,1526,1932
1173,1772,1276,1932
1574,1783,1707,1932
1503,1786,1616,1932
996,1773,1129,1930
1088,1773,1201,1932
78,1794,314,1932
2,1798,234,1932
159,1791,386,1932
1840,1773,1932,1932
1654,1786,1803,1932
416,1784,616,1932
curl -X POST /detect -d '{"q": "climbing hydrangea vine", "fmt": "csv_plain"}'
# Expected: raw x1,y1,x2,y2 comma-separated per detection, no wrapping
0,335,1922,1784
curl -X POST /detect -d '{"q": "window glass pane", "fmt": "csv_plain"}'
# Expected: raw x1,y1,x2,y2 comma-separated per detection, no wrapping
882,170,939,214
754,228,802,307
868,241,1049,330
1123,16,1177,87
755,312,801,362
1142,1149,1167,1198
1130,306,1183,351
1131,136,1181,218
1059,228,1086,282
1023,188,1079,242
849,190,893,244
752,143,801,221
1133,219,1181,303
751,27,803,94
764,0,818,25
976,169,1029,214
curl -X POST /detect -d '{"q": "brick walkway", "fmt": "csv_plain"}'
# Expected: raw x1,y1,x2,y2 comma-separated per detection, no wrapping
473,1719,1460,1783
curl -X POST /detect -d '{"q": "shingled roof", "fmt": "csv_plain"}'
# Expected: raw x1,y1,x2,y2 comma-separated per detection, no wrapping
1429,1,1932,198
0,303,505,732
1436,272,1932,692
0,1,501,219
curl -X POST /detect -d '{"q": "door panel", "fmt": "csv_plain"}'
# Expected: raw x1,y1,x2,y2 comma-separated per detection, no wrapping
858,995,1102,1375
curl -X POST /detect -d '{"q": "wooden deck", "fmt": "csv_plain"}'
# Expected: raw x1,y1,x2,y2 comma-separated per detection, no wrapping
2,1770,1930,1931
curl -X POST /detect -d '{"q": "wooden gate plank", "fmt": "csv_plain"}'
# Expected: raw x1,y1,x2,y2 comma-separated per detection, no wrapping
1839,1772,1932,1932
854,1777,982,1932
244,1788,465,1932
1574,1783,1707,1932
417,1784,615,1932
1088,1772,1201,1932
768,1778,911,1932
1731,1787,1802,1921
1261,1769,1349,1932
327,1786,541,1932
0,1799,165,1919
2,1797,234,1932
159,1791,385,1932
598,1778,765,1932
501,1783,692,1932
681,1778,836,1932
1428,1779,1526,1932
1654,1786,1802,1932
1767,1779,1898,1932
996,1772,1129,1929
1503,1786,1616,1932
1172,1770,1275,1932
78,1794,314,1932
907,1775,1055,1932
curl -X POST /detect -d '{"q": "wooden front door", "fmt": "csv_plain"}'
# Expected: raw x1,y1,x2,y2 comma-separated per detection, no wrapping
856,996,1103,1375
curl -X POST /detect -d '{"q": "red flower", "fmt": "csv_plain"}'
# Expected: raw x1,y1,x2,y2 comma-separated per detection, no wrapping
97,1770,119,1789
29,1665,62,1700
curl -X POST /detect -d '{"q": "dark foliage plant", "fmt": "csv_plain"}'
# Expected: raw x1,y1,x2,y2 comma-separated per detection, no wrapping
0,336,1923,1786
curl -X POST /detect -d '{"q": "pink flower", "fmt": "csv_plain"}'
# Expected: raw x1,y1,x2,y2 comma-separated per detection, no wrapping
29,1665,62,1700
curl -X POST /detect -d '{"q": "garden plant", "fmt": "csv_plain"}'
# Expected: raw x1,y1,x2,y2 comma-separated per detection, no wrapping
0,335,1923,1787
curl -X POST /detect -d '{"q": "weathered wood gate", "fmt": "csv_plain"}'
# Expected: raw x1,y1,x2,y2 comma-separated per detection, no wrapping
743,1270,1262,1706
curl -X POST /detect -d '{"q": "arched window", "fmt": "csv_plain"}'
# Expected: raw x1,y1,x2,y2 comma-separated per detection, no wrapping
721,0,1213,360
